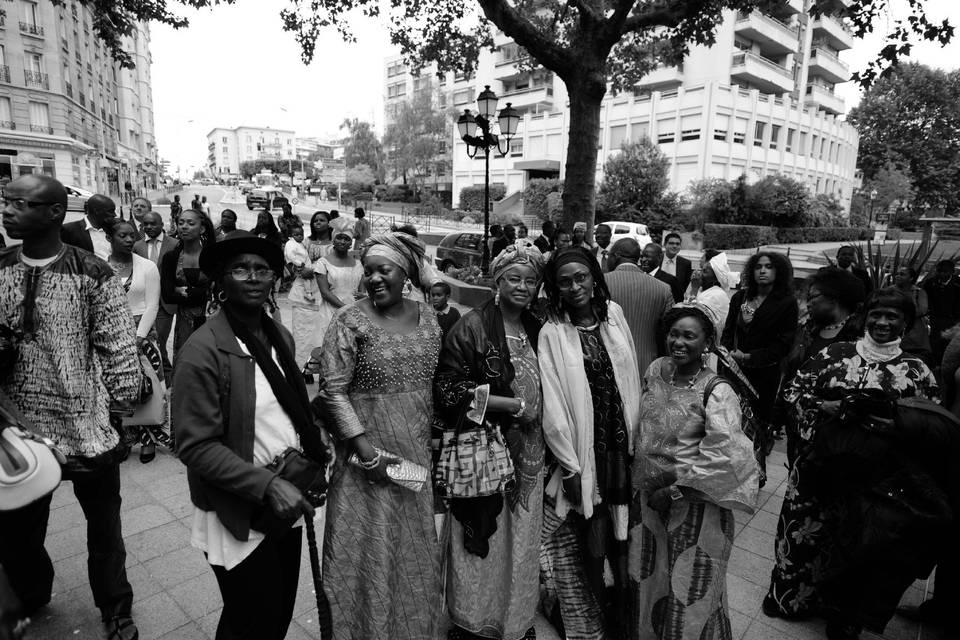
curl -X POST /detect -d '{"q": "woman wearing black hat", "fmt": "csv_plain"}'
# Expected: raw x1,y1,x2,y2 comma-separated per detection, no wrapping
172,232,329,640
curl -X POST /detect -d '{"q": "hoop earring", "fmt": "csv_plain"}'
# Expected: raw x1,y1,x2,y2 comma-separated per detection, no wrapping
217,290,227,303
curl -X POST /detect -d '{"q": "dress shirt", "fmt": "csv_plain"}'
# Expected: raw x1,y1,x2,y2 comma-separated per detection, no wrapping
84,216,111,260
662,255,677,276
144,234,164,263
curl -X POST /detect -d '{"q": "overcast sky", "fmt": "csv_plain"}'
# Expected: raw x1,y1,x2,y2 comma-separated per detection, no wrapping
151,0,960,178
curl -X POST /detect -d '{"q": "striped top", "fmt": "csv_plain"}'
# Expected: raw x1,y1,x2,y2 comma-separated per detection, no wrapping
604,263,675,376
0,244,141,456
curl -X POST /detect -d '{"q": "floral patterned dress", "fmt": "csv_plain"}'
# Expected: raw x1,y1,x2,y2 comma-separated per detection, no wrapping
764,341,938,618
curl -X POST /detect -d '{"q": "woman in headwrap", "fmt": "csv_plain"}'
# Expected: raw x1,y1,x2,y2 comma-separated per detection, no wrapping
434,245,546,640
537,247,641,639
318,232,445,640
308,229,362,357
694,250,733,336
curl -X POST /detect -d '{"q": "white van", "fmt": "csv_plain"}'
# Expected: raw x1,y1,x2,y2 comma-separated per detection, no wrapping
603,220,653,247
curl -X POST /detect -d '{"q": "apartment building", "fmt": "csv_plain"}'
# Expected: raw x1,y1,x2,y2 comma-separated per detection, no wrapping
385,0,860,211
0,0,159,193
206,125,296,179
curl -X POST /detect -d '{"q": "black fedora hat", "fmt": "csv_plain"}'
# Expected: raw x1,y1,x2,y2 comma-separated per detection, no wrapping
199,231,284,279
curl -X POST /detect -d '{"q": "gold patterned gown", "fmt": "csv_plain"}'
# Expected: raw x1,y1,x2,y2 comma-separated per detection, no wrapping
630,358,759,640
319,302,444,640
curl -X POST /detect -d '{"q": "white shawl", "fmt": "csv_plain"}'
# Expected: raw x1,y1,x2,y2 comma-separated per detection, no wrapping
538,301,642,521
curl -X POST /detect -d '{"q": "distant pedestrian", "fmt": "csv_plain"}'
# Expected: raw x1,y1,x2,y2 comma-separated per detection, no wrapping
250,210,282,247
491,224,515,259
201,195,211,216
130,196,153,239
592,223,612,272
277,203,302,243
894,265,932,364
0,175,142,640
662,232,693,295
169,194,183,236
487,224,503,257
534,220,555,254
161,209,215,360
640,242,683,302
353,207,371,249
191,193,201,212
835,245,873,294
216,208,238,241
923,259,960,369
572,221,590,249
134,211,178,380
429,281,460,342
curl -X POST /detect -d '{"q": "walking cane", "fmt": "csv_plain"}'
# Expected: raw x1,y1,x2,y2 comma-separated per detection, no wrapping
306,516,333,640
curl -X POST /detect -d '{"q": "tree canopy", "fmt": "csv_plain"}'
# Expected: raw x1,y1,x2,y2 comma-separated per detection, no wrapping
340,118,384,181
847,63,960,213
382,81,451,197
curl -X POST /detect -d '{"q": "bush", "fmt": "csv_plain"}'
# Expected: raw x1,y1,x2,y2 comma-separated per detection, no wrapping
382,185,415,202
523,178,563,221
704,224,778,250
156,196,171,205
460,184,506,213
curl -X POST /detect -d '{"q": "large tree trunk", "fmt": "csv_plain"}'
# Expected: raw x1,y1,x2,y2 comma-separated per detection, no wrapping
560,71,607,235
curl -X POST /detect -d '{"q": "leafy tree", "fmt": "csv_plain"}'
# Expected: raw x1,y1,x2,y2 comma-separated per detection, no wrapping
382,80,451,199
523,178,563,222
847,63,960,212
742,174,811,227
596,138,670,219
78,0,954,228
344,164,376,191
808,193,846,227
851,163,916,227
341,119,384,180
238,159,295,179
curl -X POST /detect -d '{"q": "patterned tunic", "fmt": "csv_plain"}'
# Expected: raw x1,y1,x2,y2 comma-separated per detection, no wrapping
319,302,444,640
765,341,938,617
0,245,141,456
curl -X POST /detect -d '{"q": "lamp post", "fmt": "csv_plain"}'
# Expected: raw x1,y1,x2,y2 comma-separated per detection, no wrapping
868,188,878,226
456,85,520,275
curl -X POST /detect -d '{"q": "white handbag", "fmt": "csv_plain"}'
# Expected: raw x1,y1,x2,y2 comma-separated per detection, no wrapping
0,398,65,511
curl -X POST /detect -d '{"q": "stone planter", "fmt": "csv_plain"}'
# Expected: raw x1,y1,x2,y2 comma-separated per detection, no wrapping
441,273,494,308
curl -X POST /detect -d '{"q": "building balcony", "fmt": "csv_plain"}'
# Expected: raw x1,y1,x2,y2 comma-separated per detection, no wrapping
730,51,794,94
635,64,684,90
735,11,799,55
500,85,554,110
812,15,854,51
808,47,850,84
0,66,10,84
24,70,49,89
19,21,44,37
0,121,15,130
29,125,54,134
805,83,845,115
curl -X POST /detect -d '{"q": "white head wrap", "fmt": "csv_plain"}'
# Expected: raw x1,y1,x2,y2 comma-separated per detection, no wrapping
707,252,732,290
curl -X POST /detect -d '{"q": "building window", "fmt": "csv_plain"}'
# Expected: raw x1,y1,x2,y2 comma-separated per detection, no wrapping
509,139,523,156
21,1,41,31
387,62,406,77
681,129,700,141
769,124,780,150
0,97,12,128
28,101,51,133
222,136,228,144
820,137,827,159
786,128,795,153
810,135,818,157
453,89,475,105
754,121,766,147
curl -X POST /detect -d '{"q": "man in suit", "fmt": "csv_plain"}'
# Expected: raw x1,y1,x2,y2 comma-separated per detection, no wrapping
534,220,555,254
491,224,515,259
605,238,675,374
133,211,177,378
593,223,613,272
130,197,153,239
641,242,683,302
60,194,116,259
835,245,873,294
662,232,693,295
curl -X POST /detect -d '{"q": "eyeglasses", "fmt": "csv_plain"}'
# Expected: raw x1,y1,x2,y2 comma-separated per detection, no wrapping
1,195,59,210
504,275,538,288
557,272,591,290
228,267,275,281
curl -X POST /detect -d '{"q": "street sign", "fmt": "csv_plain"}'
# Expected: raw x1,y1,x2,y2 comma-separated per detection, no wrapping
320,169,346,183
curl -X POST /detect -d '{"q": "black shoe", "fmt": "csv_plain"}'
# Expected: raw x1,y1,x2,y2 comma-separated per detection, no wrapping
825,620,860,640
139,443,156,464
105,615,139,640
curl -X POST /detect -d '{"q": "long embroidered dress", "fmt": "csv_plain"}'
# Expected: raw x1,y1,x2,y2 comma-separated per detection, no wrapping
764,341,938,618
309,257,362,354
435,313,545,640
630,358,759,640
319,302,444,640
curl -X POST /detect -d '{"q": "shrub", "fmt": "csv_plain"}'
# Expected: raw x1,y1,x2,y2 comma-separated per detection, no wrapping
523,178,563,221
156,196,171,205
459,184,507,213
704,224,778,250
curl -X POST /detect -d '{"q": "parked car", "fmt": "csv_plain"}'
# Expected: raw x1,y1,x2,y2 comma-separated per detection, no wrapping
604,220,653,248
435,232,484,273
246,188,290,211
63,184,94,212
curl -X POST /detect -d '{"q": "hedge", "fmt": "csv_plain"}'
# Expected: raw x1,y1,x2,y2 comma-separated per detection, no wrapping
704,224,871,249
460,184,507,212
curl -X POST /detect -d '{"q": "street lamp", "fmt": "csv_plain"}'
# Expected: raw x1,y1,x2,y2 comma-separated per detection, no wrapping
456,85,521,274
868,188,878,226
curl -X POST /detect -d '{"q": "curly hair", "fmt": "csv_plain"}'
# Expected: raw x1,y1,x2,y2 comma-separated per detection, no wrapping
809,267,866,313
660,305,717,350
742,251,794,298
865,286,916,332
542,247,610,323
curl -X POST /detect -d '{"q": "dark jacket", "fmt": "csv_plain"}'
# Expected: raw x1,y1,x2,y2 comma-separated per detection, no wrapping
654,269,683,303
722,289,799,369
666,254,693,296
172,311,297,542
60,219,94,253
160,243,208,307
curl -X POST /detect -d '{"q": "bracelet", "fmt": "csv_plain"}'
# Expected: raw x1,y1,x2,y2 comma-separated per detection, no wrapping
512,397,526,418
359,452,381,470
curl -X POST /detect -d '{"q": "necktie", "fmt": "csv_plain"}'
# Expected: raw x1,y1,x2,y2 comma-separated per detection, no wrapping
149,239,158,262
601,250,608,272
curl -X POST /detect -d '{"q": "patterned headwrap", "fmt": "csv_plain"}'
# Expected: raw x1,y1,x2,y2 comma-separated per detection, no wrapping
361,232,429,288
491,244,545,283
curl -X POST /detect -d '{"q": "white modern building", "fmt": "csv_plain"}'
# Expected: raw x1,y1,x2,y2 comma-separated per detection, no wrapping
386,0,861,211
206,125,297,179
0,0,160,193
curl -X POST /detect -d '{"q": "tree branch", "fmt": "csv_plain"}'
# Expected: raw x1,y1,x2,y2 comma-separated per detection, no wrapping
476,0,575,73
568,0,603,25
618,0,694,36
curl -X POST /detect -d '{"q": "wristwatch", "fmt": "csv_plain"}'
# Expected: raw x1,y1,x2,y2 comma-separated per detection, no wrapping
669,486,683,502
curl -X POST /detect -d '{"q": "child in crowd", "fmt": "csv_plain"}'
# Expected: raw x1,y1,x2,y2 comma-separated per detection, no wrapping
284,226,318,303
430,281,460,341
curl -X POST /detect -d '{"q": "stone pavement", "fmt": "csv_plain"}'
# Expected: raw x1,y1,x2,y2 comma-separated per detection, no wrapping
22,443,948,640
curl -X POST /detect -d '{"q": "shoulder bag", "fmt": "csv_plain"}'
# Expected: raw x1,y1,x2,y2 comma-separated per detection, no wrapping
0,391,66,511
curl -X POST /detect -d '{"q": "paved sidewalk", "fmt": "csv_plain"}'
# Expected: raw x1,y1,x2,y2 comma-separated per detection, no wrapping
24,446,946,639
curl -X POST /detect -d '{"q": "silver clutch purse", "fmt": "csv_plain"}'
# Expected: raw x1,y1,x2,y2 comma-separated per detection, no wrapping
347,447,428,493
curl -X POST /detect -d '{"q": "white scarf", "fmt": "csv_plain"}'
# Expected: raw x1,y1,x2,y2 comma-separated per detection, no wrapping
855,332,902,364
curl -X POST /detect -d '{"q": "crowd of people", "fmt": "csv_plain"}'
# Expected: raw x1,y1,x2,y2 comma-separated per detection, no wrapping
1,176,959,640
